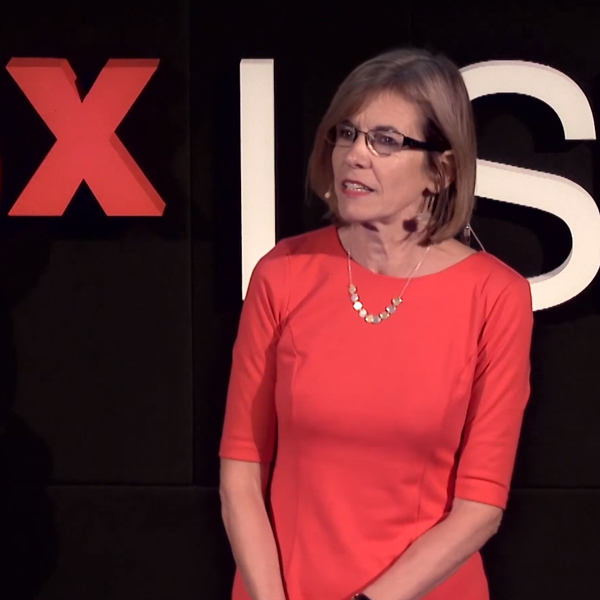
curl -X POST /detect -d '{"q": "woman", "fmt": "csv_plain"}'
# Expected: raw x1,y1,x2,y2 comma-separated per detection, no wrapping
219,48,533,600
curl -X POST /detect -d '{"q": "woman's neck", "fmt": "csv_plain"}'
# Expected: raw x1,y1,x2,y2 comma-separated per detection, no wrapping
341,223,429,277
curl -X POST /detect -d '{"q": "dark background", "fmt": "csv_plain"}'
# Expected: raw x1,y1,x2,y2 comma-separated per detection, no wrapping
0,1,598,598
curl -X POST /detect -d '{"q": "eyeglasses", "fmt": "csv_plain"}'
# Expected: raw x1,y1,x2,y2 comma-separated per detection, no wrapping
326,122,447,157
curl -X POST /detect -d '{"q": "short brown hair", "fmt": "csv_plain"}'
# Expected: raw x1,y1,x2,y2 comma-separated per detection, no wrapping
307,48,476,245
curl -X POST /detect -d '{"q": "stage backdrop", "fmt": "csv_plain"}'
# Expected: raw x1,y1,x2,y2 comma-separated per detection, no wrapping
0,1,598,599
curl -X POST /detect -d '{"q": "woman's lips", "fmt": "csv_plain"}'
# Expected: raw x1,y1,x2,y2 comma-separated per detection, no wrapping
341,179,374,196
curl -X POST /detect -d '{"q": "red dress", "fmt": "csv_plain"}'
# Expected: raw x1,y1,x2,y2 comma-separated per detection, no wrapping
220,225,533,600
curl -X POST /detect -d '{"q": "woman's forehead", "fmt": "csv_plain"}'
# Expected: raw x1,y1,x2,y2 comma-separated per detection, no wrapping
346,91,423,131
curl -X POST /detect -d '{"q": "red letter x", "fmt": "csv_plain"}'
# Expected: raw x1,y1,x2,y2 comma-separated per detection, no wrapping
6,58,165,216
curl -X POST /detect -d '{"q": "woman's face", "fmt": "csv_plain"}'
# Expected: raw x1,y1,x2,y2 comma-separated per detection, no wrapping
331,91,437,229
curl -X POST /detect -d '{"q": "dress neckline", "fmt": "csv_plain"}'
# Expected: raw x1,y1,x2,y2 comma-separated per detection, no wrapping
328,225,486,284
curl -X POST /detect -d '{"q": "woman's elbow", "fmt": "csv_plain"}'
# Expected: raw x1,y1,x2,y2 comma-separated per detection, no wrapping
487,510,503,536
219,458,264,506
452,497,504,538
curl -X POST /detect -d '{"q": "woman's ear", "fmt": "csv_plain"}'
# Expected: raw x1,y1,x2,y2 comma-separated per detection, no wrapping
438,150,456,189
423,150,456,197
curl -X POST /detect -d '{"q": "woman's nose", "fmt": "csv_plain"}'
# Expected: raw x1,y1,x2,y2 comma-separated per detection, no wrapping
344,131,372,167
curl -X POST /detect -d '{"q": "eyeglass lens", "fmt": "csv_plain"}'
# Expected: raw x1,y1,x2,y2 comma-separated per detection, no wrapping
333,123,405,156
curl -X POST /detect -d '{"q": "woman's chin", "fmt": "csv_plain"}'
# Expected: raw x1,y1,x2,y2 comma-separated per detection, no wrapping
337,204,376,224
338,209,383,227
337,204,417,230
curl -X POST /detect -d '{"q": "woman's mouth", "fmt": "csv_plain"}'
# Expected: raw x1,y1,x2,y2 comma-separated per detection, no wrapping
342,180,374,194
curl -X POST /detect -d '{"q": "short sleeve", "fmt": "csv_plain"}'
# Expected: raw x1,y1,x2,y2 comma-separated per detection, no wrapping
218,246,289,465
454,276,534,509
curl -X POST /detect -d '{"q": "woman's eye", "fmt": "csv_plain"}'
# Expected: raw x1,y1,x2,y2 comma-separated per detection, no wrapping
373,132,401,147
338,126,355,139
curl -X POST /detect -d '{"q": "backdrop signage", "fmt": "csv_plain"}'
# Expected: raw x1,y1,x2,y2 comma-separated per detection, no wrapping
239,59,600,311
3,57,599,311
3,58,166,217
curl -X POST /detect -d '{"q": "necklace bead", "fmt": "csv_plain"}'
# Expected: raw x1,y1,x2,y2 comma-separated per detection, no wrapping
346,242,431,324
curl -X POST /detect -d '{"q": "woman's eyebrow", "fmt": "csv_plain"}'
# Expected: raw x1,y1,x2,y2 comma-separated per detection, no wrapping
371,124,401,133
341,119,402,133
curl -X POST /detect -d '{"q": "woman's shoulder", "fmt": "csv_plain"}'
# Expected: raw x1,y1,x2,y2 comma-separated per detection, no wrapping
431,237,529,293
258,226,334,266
253,226,334,280
469,250,529,289
274,225,334,254
462,250,532,315
429,237,531,313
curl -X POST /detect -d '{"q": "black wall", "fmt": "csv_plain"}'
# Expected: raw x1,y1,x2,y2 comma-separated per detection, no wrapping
0,1,598,599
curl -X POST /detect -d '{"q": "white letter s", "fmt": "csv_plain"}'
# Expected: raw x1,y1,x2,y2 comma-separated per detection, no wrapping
461,61,600,311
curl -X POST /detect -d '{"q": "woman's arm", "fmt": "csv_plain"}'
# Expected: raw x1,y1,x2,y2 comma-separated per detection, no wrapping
219,246,291,599
220,458,287,600
361,276,533,600
359,498,502,600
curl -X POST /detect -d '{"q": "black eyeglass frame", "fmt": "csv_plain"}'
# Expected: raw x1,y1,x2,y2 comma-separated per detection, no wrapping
327,123,449,156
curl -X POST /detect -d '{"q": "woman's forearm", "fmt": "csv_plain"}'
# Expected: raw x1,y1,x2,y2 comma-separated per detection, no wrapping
221,489,287,600
361,499,503,600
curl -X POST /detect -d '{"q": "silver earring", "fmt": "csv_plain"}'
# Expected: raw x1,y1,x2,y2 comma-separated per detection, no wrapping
464,223,472,245
324,184,332,200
